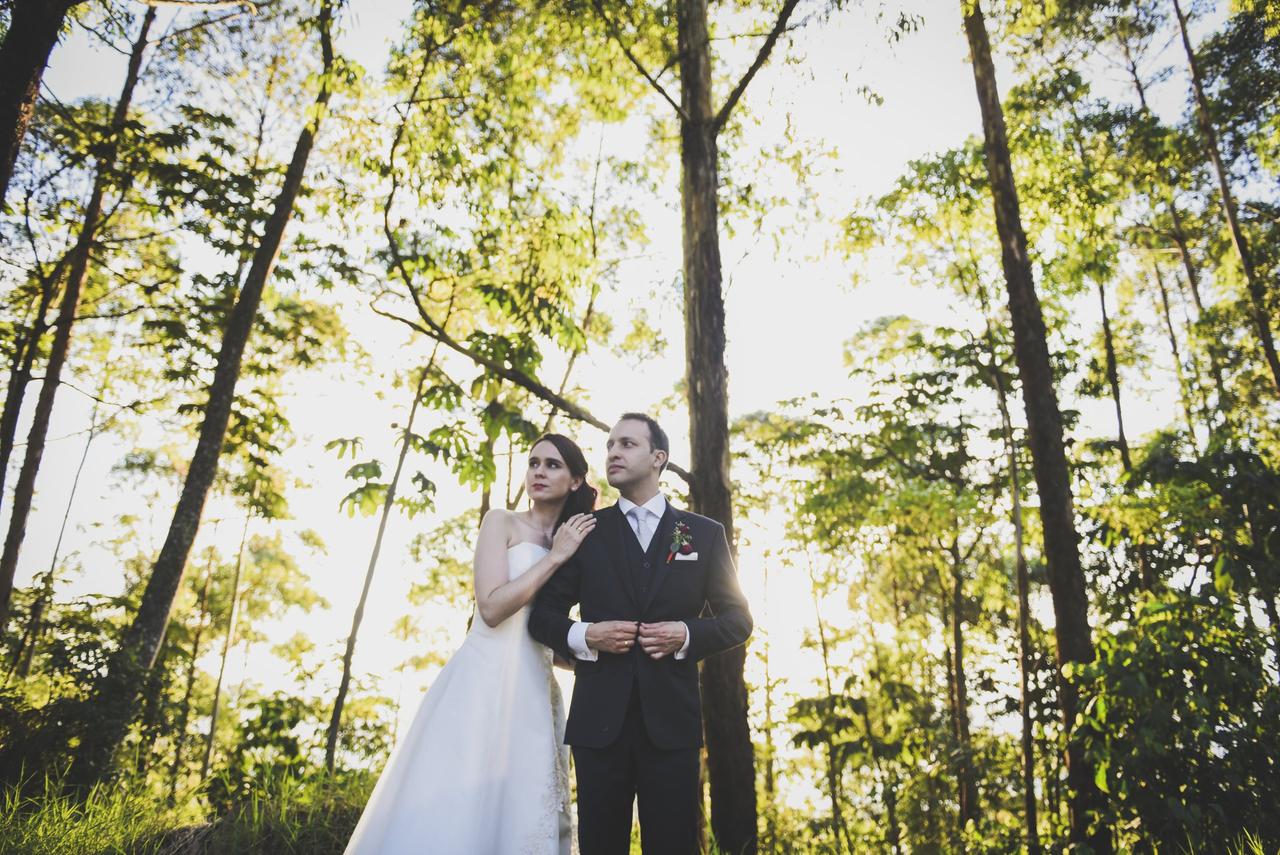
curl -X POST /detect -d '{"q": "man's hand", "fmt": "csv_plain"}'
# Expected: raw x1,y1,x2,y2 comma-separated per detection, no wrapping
638,621,686,659
585,620,639,654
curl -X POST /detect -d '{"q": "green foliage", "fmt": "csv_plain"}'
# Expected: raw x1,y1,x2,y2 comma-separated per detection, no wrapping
1073,593,1280,849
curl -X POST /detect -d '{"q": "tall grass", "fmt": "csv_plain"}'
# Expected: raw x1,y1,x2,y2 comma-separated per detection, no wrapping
0,771,198,855
3,769,1273,855
0,769,372,855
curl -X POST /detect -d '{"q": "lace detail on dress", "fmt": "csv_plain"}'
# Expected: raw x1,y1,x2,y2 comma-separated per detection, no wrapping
522,645,575,855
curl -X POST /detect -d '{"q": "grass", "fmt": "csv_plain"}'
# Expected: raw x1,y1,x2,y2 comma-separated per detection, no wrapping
0,771,198,855
2,770,1274,855
0,769,371,855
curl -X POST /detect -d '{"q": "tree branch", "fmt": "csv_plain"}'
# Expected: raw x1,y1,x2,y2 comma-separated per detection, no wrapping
713,0,802,134
590,0,689,122
141,0,257,10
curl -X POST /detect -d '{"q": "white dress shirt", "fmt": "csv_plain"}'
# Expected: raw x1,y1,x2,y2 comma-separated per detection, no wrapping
567,492,691,661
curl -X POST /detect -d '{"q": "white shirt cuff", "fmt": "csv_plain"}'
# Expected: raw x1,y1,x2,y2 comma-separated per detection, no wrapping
673,621,691,660
568,621,597,661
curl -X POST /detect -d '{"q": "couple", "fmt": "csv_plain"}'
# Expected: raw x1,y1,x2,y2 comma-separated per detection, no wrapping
342,413,754,854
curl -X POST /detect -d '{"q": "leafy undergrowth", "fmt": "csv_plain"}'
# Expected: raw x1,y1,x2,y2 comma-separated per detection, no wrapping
0,769,371,855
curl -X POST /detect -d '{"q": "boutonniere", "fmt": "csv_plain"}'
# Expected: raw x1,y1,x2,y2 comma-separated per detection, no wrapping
666,520,693,563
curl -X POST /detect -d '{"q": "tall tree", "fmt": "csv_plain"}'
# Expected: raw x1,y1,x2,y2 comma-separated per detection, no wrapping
978,306,1041,855
1171,0,1280,397
0,0,87,206
960,0,1109,848
67,0,339,787
591,1,801,846
0,5,156,634
0,254,64,509
324,361,435,771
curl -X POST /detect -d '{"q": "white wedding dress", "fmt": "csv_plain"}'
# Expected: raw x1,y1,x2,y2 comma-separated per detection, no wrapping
343,542,574,855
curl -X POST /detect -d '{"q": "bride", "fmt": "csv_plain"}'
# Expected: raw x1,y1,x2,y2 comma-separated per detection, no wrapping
343,433,598,855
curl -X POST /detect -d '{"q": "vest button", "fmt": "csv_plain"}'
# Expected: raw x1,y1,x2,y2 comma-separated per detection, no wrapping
643,561,650,569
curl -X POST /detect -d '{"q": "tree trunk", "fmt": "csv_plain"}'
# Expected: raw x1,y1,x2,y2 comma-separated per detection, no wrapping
200,514,249,783
1264,594,1280,667
1096,282,1157,591
981,316,1042,855
169,543,216,803
760,564,776,854
6,357,108,677
960,2,1108,848
0,258,65,509
0,0,86,206
325,366,428,771
948,544,979,833
1167,205,1204,314
805,556,848,854
677,1,755,851
0,7,155,634
1123,43,1231,422
884,775,903,855
1096,282,1131,472
132,637,170,777
1151,262,1201,443
67,0,336,788
939,604,961,846
1172,0,1280,397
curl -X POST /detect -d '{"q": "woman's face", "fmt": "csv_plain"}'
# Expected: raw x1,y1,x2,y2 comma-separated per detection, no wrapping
527,440,581,502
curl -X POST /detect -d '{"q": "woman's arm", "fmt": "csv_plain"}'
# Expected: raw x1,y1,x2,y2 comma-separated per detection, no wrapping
473,510,596,628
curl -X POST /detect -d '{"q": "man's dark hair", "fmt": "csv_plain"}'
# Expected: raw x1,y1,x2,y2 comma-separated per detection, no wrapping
619,412,669,472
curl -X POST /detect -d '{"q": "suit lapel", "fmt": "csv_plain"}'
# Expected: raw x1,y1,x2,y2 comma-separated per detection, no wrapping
642,502,680,612
604,504,640,606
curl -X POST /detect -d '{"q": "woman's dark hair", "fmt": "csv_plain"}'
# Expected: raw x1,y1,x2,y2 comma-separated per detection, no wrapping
531,433,597,531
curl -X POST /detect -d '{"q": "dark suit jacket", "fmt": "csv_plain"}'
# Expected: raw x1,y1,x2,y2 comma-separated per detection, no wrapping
528,501,752,750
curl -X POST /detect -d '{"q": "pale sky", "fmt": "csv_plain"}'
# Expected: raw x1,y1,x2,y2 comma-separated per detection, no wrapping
20,0,1203,789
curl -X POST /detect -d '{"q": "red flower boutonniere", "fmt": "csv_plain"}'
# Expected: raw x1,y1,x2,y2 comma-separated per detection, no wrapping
666,521,693,564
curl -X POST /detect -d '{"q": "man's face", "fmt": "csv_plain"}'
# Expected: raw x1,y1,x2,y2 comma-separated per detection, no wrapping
605,419,663,490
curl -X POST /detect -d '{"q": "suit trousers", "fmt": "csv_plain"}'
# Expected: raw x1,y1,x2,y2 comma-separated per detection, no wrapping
571,681,700,855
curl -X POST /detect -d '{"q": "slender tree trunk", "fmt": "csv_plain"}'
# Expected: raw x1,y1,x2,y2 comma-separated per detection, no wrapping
677,3,755,850
0,259,65,507
325,366,429,771
1264,594,1280,667
760,564,776,854
1172,0,1280,397
1096,282,1157,591
805,555,848,854
169,543,216,803
981,316,1042,855
936,556,975,846
133,638,170,777
0,8,155,635
960,2,1109,848
1151,262,1201,442
6,355,108,677
67,0,337,788
938,593,962,847
1097,283,1131,471
6,570,48,680
0,0,86,206
200,513,250,782
864,640,904,854
948,544,979,833
884,775,903,855
1123,44,1231,420
1167,206,1204,314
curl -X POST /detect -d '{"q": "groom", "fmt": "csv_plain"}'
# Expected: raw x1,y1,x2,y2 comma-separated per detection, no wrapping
529,413,753,855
